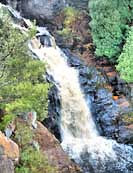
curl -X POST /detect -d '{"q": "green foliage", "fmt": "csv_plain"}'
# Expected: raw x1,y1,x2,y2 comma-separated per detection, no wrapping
0,12,50,130
0,114,15,131
0,81,49,123
14,122,57,173
57,28,72,39
15,146,57,173
57,7,80,39
122,112,133,124
116,27,133,82
63,7,79,27
14,121,34,147
89,0,132,60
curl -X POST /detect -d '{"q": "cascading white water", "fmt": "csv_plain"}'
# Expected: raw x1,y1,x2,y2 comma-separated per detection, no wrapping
29,28,133,173
29,31,99,143
7,6,133,172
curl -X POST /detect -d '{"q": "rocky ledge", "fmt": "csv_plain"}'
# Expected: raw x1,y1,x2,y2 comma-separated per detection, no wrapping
0,131,19,173
34,121,82,173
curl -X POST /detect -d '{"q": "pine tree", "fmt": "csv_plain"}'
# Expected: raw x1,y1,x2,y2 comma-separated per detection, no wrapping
0,13,50,130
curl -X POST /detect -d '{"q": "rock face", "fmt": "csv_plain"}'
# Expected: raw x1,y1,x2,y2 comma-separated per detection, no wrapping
0,156,14,173
118,114,133,144
34,122,82,173
4,0,89,25
66,0,88,10
66,50,133,144
0,131,19,161
0,0,7,5
0,131,19,173
6,0,66,24
43,84,61,141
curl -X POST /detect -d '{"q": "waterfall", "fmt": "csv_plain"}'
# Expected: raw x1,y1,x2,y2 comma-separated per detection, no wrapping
29,28,133,173
29,30,99,142
6,6,133,173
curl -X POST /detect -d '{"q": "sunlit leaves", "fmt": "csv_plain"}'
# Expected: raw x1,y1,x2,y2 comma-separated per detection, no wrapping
117,27,133,82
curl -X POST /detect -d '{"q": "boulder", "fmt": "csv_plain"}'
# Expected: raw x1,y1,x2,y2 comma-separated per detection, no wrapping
34,122,82,173
0,131,19,161
0,156,14,173
0,131,19,173
6,0,66,24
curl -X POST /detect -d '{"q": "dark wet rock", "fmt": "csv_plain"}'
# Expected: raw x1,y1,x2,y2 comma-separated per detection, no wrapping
116,80,133,103
93,88,120,137
43,84,61,141
6,0,66,24
66,0,89,10
117,113,133,144
36,34,52,47
63,49,85,68
118,126,133,145
103,71,133,104
0,0,7,5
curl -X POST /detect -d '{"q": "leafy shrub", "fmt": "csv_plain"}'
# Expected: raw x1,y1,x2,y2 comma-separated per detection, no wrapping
63,7,79,27
89,0,132,60
14,122,57,173
15,146,57,173
0,12,50,130
116,27,133,82
57,7,80,39
14,121,34,148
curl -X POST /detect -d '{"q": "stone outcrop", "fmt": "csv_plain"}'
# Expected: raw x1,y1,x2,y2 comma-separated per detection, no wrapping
0,131,19,173
43,84,61,141
6,0,66,24
0,156,14,173
13,118,81,172
2,0,89,25
118,113,133,144
66,0,89,10
34,122,82,173
0,131,19,161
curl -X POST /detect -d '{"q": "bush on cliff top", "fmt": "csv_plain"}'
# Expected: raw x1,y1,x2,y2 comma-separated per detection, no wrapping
57,7,80,39
16,146,57,173
89,0,132,60
116,27,133,83
0,13,50,130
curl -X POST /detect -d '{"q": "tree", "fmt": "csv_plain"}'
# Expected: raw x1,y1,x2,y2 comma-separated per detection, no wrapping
116,27,133,83
89,0,132,60
0,12,50,130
